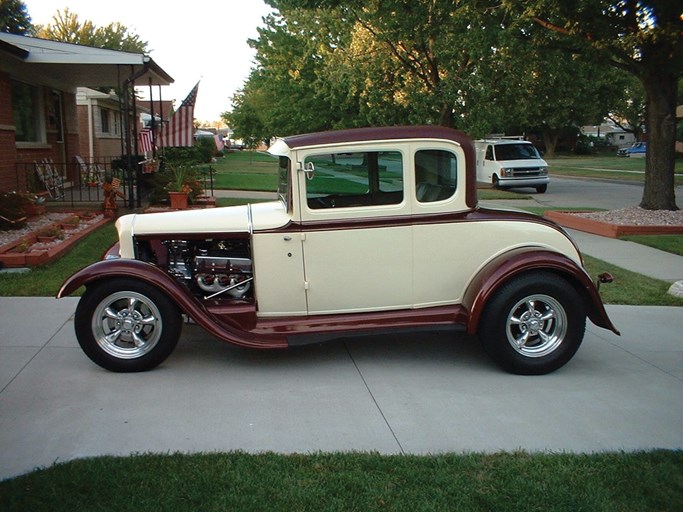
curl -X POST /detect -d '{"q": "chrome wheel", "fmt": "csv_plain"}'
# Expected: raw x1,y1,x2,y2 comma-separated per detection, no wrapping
479,272,586,375
506,294,567,358
91,291,163,360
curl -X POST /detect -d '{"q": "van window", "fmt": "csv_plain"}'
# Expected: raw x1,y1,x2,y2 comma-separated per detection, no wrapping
494,143,540,160
485,145,494,161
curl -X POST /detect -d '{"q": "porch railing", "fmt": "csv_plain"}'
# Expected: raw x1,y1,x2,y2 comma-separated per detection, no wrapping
15,158,214,207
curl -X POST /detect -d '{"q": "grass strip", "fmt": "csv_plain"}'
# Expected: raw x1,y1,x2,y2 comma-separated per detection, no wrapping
584,254,683,306
1,450,681,511
0,223,117,297
619,234,683,257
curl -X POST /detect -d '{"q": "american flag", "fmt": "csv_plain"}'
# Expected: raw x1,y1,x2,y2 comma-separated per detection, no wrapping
161,82,199,147
138,127,154,154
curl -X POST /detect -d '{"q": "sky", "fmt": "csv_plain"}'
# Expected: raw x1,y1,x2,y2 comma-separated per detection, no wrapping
23,0,275,123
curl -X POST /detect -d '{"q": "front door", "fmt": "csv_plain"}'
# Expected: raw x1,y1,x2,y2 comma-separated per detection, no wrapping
298,147,413,315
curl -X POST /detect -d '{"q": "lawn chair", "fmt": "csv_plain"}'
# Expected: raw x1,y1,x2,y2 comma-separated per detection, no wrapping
34,159,65,199
75,155,105,186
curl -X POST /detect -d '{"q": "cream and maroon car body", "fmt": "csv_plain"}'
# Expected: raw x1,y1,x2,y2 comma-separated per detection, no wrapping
59,126,618,374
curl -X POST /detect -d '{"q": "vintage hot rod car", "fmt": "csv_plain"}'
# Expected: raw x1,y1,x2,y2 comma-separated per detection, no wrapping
58,126,618,374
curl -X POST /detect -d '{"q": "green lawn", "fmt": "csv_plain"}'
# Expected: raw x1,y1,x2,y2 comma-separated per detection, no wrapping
205,151,279,191
619,234,683,257
546,154,683,184
0,223,118,297
1,451,681,511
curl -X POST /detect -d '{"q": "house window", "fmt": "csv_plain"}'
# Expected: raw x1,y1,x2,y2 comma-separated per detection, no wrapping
11,81,43,143
101,108,110,133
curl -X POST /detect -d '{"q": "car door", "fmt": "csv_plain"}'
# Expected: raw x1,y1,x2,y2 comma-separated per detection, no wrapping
297,145,413,315
411,144,477,306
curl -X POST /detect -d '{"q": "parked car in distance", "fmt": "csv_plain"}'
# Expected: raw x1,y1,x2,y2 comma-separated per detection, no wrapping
58,126,618,375
617,141,646,157
475,138,549,193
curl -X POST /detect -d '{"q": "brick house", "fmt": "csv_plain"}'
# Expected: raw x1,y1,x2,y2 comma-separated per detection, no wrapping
76,87,158,164
0,32,173,195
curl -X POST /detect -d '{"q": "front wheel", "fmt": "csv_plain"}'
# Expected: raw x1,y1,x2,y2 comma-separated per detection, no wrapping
478,272,586,375
74,279,182,372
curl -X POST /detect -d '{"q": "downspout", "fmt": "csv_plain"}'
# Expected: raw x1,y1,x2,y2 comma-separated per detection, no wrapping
123,57,153,208
87,96,95,162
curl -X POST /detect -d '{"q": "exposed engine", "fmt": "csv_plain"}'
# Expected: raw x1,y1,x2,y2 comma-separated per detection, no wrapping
137,238,253,300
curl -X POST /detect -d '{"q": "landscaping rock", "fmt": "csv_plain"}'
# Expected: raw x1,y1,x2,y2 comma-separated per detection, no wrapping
667,280,683,299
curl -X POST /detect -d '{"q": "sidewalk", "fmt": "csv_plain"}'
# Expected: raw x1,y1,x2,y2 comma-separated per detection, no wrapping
568,229,683,282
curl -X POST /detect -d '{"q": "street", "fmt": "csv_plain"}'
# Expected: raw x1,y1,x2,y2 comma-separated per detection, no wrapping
505,176,683,210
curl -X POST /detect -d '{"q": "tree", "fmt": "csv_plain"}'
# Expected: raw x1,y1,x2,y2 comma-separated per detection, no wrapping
226,7,357,138
36,8,147,53
0,0,33,35
508,0,681,210
487,25,633,156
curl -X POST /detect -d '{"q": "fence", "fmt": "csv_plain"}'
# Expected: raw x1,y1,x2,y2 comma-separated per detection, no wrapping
14,158,214,208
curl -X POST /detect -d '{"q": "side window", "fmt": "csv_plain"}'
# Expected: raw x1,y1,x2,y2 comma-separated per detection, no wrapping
415,150,457,203
11,80,43,143
100,108,111,133
485,145,494,161
305,151,403,209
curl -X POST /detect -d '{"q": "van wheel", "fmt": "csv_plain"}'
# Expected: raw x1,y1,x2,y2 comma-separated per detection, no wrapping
492,175,501,189
74,279,182,372
479,272,586,375
536,184,547,193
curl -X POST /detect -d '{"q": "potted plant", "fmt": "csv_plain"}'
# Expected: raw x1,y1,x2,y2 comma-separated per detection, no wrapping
61,215,80,230
36,225,64,243
166,166,194,209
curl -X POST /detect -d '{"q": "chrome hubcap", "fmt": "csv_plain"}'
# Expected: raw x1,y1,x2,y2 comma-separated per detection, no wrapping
506,294,567,358
92,291,162,359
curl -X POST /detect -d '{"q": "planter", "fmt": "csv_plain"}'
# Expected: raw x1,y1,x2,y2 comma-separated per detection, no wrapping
25,250,49,266
544,210,683,238
37,235,58,243
168,192,189,210
25,203,46,217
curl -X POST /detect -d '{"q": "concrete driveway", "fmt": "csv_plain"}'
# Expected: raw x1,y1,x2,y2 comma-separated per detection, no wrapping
1,298,682,481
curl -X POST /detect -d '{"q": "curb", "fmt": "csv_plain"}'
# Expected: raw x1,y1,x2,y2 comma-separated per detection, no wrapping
544,210,683,238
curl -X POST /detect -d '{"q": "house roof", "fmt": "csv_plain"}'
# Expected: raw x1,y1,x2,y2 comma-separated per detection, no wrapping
0,32,173,89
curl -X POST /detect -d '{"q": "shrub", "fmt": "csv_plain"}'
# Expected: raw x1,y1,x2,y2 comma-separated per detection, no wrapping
0,192,29,230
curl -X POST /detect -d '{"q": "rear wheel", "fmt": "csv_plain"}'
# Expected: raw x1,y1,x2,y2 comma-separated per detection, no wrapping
479,272,586,375
75,279,182,372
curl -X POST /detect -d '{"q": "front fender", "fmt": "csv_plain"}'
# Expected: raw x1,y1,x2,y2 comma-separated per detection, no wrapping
57,259,288,349
463,248,620,336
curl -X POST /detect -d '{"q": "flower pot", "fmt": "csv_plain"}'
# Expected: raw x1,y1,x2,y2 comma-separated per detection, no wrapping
168,192,189,210
25,203,46,217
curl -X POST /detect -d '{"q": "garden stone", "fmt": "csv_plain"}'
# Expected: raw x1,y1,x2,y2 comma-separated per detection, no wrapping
667,280,683,299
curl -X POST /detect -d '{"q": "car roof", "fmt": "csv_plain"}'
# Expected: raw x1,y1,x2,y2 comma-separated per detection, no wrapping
272,125,478,209
281,125,473,150
477,139,532,145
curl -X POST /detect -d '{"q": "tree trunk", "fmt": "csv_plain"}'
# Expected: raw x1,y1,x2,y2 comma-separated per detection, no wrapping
541,127,559,159
439,103,456,128
640,72,678,211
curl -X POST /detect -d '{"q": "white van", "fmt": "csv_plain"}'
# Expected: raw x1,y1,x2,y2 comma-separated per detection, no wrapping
475,139,549,193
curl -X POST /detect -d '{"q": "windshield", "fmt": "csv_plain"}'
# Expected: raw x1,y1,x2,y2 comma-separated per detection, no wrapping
494,143,540,161
277,156,290,207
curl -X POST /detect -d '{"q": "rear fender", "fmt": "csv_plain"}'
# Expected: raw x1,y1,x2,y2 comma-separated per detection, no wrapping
463,248,620,336
57,259,287,349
